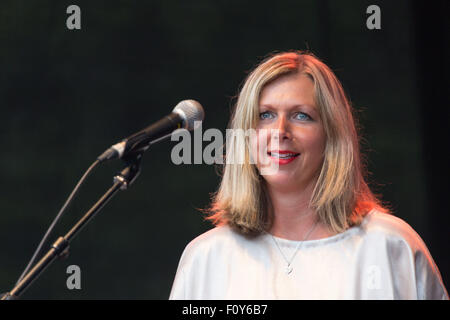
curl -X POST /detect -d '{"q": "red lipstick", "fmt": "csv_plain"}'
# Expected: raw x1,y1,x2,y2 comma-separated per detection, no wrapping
267,150,300,165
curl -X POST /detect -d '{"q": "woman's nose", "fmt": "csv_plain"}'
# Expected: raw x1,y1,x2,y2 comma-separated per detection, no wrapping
273,115,291,141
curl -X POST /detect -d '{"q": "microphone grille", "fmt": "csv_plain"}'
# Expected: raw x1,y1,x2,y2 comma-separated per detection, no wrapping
173,100,205,130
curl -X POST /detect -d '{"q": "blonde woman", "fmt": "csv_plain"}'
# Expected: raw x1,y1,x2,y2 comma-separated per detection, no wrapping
169,51,448,299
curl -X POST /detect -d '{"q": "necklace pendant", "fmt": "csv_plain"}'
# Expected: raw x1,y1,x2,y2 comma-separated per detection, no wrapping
285,264,293,275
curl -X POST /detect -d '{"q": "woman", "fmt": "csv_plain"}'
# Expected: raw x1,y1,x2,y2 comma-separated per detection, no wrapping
169,51,448,299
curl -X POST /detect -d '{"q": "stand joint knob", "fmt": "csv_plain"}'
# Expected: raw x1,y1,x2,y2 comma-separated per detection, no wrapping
51,237,70,257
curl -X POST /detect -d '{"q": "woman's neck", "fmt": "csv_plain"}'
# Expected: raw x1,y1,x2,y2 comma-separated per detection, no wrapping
266,182,334,241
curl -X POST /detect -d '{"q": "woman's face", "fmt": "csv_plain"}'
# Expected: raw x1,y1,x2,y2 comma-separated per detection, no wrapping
253,72,326,192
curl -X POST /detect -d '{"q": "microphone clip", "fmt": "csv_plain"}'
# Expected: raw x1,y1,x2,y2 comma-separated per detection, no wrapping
113,151,144,190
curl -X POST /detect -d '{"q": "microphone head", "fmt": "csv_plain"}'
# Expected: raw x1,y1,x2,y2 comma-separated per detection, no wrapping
172,100,205,131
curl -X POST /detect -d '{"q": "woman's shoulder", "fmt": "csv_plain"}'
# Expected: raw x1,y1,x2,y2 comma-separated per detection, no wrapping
179,224,246,261
361,209,428,253
184,225,236,249
361,209,448,299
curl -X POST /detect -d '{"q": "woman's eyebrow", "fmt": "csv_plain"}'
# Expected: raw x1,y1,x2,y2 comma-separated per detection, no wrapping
259,104,317,112
295,104,319,115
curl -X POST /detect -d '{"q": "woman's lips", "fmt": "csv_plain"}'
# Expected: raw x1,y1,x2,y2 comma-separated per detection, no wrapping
267,151,300,165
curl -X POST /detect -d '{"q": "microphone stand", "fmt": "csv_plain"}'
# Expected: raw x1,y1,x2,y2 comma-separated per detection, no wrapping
1,152,144,300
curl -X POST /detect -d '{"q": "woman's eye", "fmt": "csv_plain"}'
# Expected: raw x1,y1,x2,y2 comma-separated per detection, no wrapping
259,111,274,120
294,112,311,121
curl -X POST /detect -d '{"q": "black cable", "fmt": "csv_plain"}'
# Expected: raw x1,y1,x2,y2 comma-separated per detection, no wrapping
15,159,101,285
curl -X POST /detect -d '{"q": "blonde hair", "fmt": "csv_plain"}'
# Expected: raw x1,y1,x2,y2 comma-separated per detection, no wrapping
206,50,389,236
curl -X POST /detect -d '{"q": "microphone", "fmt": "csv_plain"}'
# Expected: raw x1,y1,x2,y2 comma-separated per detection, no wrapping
98,99,204,162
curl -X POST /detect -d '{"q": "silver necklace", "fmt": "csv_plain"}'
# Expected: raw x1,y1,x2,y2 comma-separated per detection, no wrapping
270,219,319,275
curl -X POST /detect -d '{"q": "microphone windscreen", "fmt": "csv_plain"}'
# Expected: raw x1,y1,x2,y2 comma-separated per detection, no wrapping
173,100,204,131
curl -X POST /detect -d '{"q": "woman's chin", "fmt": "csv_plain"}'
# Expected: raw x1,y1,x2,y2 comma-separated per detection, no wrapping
262,173,299,189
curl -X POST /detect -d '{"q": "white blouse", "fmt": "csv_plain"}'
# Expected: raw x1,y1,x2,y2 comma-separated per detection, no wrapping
169,210,448,300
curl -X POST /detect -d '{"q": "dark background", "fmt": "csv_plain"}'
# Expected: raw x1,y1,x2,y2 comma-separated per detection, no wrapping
0,0,448,299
